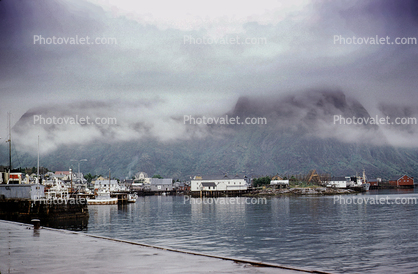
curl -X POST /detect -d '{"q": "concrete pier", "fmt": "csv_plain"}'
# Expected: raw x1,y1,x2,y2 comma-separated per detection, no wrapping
0,220,328,274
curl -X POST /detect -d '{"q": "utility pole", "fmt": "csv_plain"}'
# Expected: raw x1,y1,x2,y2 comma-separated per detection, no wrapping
70,159,87,182
70,168,73,195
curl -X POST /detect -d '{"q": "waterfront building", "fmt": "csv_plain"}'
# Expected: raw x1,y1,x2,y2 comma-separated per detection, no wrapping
148,178,173,192
389,175,414,188
132,172,151,185
191,175,250,193
93,178,126,192
368,178,381,187
326,177,347,188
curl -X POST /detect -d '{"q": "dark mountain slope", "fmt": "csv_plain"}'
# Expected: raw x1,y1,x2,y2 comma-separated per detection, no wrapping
4,90,418,180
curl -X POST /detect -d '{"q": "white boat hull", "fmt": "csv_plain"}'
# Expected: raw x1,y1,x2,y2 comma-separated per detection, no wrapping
87,198,118,205
127,193,138,203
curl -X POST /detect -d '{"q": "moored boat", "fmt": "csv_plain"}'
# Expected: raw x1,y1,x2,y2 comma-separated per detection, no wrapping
127,193,138,203
346,170,370,192
87,188,118,205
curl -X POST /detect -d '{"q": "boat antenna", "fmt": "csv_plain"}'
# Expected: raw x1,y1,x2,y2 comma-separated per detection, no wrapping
37,135,40,184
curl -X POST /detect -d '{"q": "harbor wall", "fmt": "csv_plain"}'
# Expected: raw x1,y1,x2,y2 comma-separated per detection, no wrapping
190,189,249,197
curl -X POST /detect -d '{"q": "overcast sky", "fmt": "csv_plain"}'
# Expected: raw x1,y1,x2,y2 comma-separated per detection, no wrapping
1,0,418,153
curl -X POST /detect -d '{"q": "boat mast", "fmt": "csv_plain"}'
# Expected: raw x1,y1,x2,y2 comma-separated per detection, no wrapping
363,169,366,183
37,135,40,184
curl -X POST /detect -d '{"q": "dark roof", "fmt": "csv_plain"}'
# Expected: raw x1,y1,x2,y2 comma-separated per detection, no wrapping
150,178,172,185
193,175,248,180
201,182,216,187
330,177,346,181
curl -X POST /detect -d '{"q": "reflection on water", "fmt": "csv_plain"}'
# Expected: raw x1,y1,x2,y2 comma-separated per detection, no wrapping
83,190,418,273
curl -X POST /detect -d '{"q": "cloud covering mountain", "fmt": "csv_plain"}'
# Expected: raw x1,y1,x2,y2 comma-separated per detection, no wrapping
1,0,418,173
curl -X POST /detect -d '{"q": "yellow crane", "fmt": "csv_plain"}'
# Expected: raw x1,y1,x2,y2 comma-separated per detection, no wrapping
307,170,321,184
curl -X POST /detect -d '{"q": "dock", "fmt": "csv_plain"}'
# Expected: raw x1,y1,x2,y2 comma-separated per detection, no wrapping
0,197,89,223
0,220,330,274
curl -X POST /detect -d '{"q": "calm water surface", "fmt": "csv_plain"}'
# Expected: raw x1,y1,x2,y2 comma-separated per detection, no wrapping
84,189,418,273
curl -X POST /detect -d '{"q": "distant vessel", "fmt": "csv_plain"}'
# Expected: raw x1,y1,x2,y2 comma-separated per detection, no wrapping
346,170,370,192
362,183,370,191
127,193,138,203
87,188,118,205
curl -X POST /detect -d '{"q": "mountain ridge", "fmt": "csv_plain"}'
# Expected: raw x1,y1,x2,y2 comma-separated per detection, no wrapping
2,90,418,180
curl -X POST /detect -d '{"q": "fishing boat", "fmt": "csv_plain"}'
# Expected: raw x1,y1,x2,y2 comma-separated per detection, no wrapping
346,170,370,192
87,188,118,205
127,193,138,203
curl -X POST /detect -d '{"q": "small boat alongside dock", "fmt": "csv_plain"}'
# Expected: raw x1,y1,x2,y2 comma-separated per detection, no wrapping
127,193,138,203
87,188,118,205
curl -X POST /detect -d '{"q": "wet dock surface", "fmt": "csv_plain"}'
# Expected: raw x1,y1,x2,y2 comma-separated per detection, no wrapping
0,220,326,274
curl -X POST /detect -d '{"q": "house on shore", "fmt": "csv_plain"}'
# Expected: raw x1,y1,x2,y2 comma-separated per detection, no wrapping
389,175,414,188
131,172,151,190
93,177,126,192
368,178,382,188
148,178,173,193
191,175,250,196
134,172,151,184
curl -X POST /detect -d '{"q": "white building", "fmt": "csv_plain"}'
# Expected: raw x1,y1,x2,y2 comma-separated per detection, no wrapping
148,178,173,192
191,175,250,192
270,179,289,186
93,178,125,192
326,177,347,188
132,172,150,186
0,184,45,200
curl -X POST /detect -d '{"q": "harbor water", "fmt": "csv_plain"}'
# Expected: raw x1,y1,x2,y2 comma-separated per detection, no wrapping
82,189,416,273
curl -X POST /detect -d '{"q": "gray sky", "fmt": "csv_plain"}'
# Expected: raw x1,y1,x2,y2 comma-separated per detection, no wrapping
1,0,418,153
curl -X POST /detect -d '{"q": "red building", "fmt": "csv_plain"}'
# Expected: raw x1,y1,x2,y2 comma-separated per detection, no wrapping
389,175,414,188
368,178,381,188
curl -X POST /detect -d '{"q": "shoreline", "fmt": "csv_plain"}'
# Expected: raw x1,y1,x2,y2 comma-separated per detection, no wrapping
244,187,358,197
